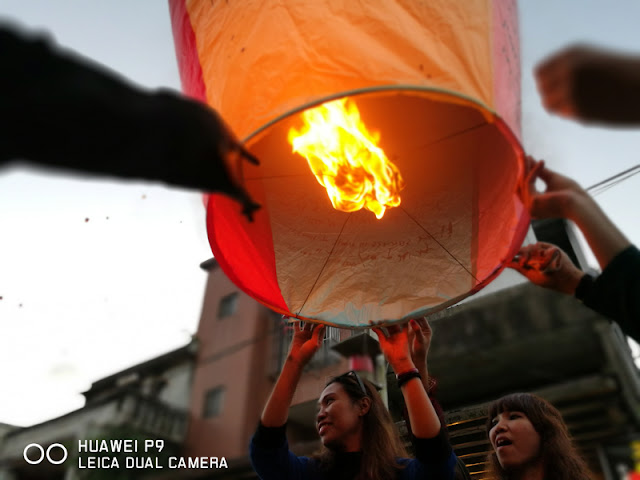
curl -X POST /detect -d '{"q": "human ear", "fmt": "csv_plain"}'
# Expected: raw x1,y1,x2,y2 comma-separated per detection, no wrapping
359,397,372,416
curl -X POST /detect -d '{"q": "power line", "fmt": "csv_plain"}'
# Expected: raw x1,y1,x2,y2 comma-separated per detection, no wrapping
586,164,640,196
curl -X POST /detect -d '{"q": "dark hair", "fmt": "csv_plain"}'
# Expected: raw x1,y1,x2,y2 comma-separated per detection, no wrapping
313,373,407,480
485,393,592,480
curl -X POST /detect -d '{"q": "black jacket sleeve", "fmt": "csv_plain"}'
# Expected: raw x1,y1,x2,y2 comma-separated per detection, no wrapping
0,25,257,215
575,245,640,342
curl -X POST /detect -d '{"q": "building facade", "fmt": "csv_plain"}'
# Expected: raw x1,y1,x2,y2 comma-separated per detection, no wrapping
0,343,195,480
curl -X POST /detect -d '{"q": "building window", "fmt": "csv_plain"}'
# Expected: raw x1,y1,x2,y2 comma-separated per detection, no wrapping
218,292,238,319
203,386,225,418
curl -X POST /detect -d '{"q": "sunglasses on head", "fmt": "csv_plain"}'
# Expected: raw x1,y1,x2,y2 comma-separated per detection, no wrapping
336,370,368,397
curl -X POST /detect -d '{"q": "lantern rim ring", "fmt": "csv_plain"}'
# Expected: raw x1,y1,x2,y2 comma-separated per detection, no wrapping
242,85,501,144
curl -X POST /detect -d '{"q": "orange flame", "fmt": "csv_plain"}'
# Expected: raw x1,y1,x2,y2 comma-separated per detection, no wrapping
288,98,404,219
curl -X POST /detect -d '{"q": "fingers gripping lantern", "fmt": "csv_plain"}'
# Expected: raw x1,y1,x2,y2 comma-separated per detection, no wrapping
169,0,528,327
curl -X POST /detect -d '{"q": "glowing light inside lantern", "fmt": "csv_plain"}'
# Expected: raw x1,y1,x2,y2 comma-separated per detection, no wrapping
288,98,404,219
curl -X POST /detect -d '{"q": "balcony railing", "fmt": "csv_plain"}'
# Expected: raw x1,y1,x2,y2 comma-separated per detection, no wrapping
123,393,189,443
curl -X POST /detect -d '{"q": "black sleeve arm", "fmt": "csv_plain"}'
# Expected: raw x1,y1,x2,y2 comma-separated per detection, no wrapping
0,25,249,200
576,246,640,342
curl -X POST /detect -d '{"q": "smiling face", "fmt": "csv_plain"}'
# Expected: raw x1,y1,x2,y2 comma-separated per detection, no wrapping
489,410,542,472
316,382,369,452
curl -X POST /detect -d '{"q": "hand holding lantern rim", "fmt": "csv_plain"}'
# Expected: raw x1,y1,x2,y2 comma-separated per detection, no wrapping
260,321,325,428
213,109,262,221
1,26,261,221
512,156,639,340
520,156,631,270
507,242,584,295
286,322,326,368
408,317,434,393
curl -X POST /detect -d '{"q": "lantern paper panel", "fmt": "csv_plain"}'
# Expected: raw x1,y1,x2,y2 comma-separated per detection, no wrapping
170,0,527,327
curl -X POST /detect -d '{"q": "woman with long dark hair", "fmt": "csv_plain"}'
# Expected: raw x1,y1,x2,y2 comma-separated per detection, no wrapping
486,393,592,480
250,322,457,480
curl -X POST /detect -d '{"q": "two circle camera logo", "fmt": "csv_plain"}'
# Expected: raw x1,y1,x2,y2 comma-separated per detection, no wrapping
23,443,68,465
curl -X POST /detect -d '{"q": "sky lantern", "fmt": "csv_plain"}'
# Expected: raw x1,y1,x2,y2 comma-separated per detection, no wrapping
169,0,528,328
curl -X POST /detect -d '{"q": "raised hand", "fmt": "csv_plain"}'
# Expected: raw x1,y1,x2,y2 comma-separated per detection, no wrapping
521,156,631,269
287,322,326,368
521,156,587,221
534,44,640,125
408,317,432,371
261,321,325,427
375,322,441,438
372,324,414,375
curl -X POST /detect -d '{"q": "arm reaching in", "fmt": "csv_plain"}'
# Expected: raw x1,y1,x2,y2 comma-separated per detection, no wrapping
535,44,640,125
507,242,584,295
373,324,440,439
518,157,640,341
0,25,260,220
523,157,631,270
